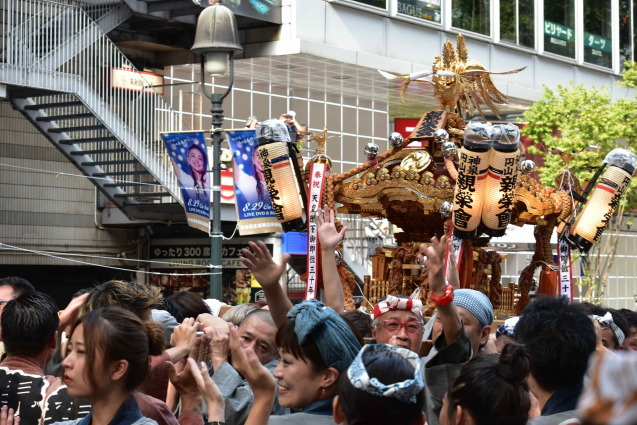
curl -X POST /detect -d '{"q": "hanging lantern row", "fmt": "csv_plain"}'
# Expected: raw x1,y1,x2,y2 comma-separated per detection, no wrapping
452,122,521,239
565,148,637,253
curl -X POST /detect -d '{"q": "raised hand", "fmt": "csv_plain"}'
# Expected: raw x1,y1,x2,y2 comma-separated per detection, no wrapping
168,317,198,362
205,326,230,370
418,235,447,296
187,357,225,422
58,292,89,331
316,209,348,251
239,241,290,289
240,241,292,327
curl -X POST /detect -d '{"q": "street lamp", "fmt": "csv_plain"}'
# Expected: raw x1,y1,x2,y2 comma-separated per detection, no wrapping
191,2,243,300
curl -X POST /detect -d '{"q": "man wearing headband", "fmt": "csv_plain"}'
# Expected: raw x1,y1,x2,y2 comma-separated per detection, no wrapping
371,295,426,353
589,310,628,350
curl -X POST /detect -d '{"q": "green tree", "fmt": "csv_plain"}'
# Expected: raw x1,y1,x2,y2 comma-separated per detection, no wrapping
519,69,637,304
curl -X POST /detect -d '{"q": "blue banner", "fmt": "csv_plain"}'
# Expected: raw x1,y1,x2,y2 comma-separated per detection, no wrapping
161,132,210,234
227,129,282,235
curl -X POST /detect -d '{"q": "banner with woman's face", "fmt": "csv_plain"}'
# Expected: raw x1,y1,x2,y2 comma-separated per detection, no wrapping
161,131,210,233
227,129,282,235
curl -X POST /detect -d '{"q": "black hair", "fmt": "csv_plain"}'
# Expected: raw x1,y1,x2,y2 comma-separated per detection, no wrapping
0,276,36,297
72,287,93,300
618,308,637,328
2,291,59,357
276,318,364,373
162,291,210,323
515,296,596,392
337,349,425,425
341,310,373,338
446,343,532,425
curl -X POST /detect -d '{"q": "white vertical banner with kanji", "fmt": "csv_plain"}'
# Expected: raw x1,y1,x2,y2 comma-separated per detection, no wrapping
444,222,464,277
306,163,327,300
558,239,573,302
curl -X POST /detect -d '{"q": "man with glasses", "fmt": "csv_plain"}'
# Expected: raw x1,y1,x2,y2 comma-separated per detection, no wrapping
371,296,425,353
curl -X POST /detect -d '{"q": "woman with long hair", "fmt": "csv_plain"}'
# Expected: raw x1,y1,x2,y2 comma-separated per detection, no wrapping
185,144,208,199
58,307,166,425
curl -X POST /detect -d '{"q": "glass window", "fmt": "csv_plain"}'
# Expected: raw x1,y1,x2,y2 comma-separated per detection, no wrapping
500,0,535,48
584,0,612,68
544,0,575,58
452,0,491,36
350,0,387,8
397,0,442,24
620,1,632,66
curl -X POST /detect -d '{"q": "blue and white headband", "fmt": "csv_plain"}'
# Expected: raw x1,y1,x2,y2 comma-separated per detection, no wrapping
496,316,519,339
347,344,424,404
590,312,625,346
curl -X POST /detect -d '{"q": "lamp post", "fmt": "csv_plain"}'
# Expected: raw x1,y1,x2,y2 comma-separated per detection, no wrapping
191,2,243,300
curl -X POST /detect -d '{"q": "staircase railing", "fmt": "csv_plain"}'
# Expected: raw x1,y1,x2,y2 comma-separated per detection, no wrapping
339,214,394,278
1,0,185,202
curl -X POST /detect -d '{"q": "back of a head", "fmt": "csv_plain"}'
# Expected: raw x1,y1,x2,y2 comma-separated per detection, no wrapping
446,343,531,425
618,308,637,329
74,307,164,393
2,291,59,357
222,303,261,326
341,310,373,339
80,280,162,319
163,291,211,323
338,345,424,425
0,276,36,297
515,296,596,392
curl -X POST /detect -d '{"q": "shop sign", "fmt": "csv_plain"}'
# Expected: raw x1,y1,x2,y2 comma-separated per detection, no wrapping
544,21,574,47
397,0,441,23
584,32,612,53
150,243,272,269
111,68,164,94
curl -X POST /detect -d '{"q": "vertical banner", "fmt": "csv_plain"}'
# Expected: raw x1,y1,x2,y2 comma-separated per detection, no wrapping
227,129,283,235
306,163,327,300
161,132,210,233
557,239,573,302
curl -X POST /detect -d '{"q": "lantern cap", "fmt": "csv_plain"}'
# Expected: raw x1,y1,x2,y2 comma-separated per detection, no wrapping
564,233,593,253
257,119,291,145
191,4,243,56
483,227,507,237
452,227,477,240
463,121,519,152
603,148,637,175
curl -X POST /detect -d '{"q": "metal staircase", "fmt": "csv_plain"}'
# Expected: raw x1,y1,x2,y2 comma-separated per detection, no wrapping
1,0,185,217
338,214,394,284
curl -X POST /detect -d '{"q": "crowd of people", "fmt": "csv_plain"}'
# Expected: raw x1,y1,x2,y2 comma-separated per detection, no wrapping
0,209,636,425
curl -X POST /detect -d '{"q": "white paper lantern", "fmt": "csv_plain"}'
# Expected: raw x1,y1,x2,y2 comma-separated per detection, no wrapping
452,143,490,239
481,147,520,236
567,148,636,252
257,141,304,231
